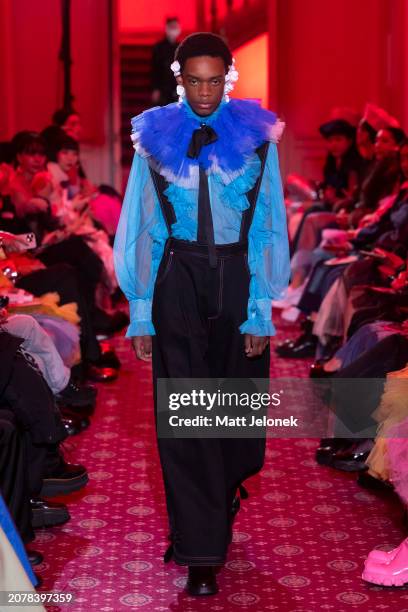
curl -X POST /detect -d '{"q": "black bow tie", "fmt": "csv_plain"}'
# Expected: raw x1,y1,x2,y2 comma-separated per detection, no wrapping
187,124,218,159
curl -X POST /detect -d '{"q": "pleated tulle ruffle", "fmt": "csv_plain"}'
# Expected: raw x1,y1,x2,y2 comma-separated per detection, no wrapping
131,98,284,189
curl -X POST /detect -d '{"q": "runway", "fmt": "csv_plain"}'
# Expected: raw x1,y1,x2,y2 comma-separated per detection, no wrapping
35,321,406,611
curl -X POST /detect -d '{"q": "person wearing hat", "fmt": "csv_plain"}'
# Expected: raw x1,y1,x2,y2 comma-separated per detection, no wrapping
114,32,290,596
289,108,363,258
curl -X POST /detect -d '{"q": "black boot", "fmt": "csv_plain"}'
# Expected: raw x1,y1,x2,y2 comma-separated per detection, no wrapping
275,318,317,358
186,566,218,596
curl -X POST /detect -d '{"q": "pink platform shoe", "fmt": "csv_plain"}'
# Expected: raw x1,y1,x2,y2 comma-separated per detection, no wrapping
365,541,404,564
363,537,408,586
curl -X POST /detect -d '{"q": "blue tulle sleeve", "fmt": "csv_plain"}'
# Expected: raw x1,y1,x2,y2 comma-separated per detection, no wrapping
239,143,290,337
113,152,168,337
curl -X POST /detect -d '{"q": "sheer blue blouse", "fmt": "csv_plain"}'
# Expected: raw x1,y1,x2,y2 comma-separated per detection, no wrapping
114,106,290,338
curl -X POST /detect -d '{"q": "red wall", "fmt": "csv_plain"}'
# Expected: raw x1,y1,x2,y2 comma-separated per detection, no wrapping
0,0,111,145
119,0,196,33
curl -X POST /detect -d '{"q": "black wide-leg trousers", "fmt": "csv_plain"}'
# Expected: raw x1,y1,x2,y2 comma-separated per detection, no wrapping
152,238,269,566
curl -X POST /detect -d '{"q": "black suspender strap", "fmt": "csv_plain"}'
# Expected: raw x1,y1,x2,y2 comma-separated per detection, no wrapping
197,165,217,268
149,166,177,235
239,142,270,241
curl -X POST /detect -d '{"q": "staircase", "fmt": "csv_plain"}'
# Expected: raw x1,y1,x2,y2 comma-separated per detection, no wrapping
120,43,152,169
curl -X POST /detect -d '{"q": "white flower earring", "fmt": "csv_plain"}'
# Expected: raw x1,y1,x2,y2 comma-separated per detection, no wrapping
224,58,239,102
170,61,185,102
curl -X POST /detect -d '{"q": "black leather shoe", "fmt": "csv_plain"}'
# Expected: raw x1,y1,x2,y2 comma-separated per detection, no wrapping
315,438,352,466
61,408,90,432
275,332,317,358
331,440,373,472
62,414,90,436
31,498,70,528
40,461,88,497
26,548,44,566
186,566,218,596
55,377,96,408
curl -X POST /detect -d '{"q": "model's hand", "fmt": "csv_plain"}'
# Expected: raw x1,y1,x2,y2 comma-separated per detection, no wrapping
131,336,152,361
244,334,269,357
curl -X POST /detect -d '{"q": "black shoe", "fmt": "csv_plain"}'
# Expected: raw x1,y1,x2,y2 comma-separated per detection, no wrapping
40,461,88,497
331,440,373,472
61,412,90,436
55,377,97,408
186,566,218,596
275,335,317,358
62,416,83,437
30,498,70,528
315,438,351,466
26,548,44,566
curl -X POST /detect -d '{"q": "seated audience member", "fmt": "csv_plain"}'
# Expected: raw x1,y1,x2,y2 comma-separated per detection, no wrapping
0,230,120,382
276,120,406,357
319,108,363,206
315,333,408,473
49,108,122,236
45,133,118,293
348,124,405,227
289,108,363,255
0,328,86,540
5,132,126,368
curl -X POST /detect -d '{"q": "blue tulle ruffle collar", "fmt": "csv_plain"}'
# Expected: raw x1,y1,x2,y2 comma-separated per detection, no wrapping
131,98,284,188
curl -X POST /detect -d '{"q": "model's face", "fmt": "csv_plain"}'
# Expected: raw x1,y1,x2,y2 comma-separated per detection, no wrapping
63,114,82,141
326,134,352,158
17,150,46,175
375,129,399,160
57,148,78,173
178,56,226,117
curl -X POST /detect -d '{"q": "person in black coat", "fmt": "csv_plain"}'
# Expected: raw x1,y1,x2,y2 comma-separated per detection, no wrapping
151,17,181,106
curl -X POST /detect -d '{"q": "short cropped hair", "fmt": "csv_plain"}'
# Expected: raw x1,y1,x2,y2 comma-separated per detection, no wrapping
174,32,233,73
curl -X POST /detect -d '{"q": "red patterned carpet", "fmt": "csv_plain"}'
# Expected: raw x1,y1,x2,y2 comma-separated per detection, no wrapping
36,321,408,611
